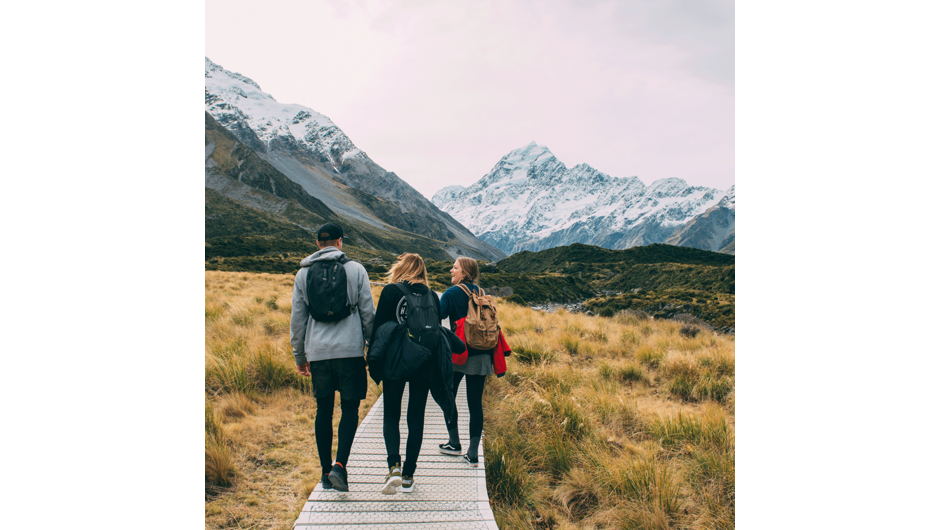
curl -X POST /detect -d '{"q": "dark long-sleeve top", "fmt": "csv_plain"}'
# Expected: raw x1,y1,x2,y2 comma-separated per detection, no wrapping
439,283,495,358
369,281,441,346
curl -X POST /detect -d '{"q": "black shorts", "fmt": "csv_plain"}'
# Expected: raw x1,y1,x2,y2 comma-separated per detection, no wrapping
309,356,367,401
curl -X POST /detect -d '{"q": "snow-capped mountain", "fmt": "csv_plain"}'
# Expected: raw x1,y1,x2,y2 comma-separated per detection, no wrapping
205,58,364,170
432,142,734,255
665,185,735,253
205,58,504,261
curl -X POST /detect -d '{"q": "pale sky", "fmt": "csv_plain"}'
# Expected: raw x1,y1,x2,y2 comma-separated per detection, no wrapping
206,0,734,199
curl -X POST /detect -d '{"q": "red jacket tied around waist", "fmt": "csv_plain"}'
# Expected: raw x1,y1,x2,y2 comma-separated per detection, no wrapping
452,317,511,377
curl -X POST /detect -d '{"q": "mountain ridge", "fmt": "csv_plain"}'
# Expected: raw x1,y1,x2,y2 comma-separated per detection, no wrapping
206,112,491,268
205,58,504,262
433,143,734,256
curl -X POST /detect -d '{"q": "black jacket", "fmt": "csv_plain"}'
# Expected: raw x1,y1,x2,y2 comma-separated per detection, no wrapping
367,322,466,423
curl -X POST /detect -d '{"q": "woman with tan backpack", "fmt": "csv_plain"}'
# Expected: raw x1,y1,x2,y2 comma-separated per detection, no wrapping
437,257,503,466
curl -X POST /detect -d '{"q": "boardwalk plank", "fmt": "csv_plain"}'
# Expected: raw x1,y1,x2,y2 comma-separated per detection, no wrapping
294,383,497,529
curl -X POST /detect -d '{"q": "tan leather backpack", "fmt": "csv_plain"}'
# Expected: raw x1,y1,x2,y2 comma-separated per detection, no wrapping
457,284,500,349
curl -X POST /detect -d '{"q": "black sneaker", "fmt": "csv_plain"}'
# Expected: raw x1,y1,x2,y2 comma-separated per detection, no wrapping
439,442,462,456
328,463,348,492
463,454,480,468
321,473,334,490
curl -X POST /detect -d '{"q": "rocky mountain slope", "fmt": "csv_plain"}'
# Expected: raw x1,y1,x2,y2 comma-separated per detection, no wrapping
432,142,734,255
205,57,504,262
206,112,495,266
665,185,735,253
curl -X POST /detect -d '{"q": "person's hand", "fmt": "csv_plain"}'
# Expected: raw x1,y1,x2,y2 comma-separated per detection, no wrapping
297,362,310,376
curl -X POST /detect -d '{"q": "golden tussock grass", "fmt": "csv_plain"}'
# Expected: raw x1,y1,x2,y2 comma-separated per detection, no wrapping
205,271,382,530
487,298,735,529
205,271,734,529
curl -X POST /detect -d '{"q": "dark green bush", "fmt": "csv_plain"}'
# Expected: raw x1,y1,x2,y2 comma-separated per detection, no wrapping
504,294,528,306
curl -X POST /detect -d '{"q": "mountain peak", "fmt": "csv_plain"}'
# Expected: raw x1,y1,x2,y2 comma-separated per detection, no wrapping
502,142,556,165
646,177,691,197
205,57,262,91
205,57,346,162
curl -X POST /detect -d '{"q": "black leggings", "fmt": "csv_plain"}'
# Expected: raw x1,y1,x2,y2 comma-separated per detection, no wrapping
447,372,486,439
315,395,360,474
383,373,431,476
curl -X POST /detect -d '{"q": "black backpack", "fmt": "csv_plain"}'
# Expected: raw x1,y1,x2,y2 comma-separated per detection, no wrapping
305,256,354,322
394,283,441,353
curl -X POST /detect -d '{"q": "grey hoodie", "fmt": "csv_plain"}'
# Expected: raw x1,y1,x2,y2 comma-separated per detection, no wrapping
290,246,375,365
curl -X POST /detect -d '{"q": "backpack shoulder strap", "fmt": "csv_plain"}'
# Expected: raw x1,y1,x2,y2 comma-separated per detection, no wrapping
393,282,412,298
338,255,350,264
456,283,473,297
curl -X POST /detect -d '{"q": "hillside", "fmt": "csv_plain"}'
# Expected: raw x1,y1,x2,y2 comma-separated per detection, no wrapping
223,240,737,330
500,243,735,272
498,243,734,295
205,58,504,262
206,112,494,270
496,243,735,330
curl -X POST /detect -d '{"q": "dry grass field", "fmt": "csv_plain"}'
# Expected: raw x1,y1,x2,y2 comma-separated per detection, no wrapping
205,271,382,529
205,270,734,529
483,303,734,529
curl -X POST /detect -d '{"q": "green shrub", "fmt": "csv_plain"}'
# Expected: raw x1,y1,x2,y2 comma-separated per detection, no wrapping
504,294,528,306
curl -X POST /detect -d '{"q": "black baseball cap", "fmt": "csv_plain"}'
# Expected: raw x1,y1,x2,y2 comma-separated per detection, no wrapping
316,222,344,241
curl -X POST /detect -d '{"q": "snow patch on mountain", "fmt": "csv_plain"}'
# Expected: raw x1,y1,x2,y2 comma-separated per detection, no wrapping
205,58,364,169
718,185,735,210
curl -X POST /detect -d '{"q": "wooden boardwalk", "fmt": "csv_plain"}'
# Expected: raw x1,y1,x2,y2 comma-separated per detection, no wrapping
293,383,498,529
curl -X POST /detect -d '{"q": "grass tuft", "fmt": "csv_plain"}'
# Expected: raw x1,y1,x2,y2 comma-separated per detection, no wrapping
604,453,682,516
561,333,580,355
648,407,733,453
514,345,556,365
205,400,235,487
487,436,537,508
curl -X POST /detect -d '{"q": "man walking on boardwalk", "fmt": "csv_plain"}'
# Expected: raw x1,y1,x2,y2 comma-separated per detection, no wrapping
290,223,375,492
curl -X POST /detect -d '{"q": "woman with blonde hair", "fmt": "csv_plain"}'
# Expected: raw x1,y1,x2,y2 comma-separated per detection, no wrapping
437,257,493,466
368,253,442,494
